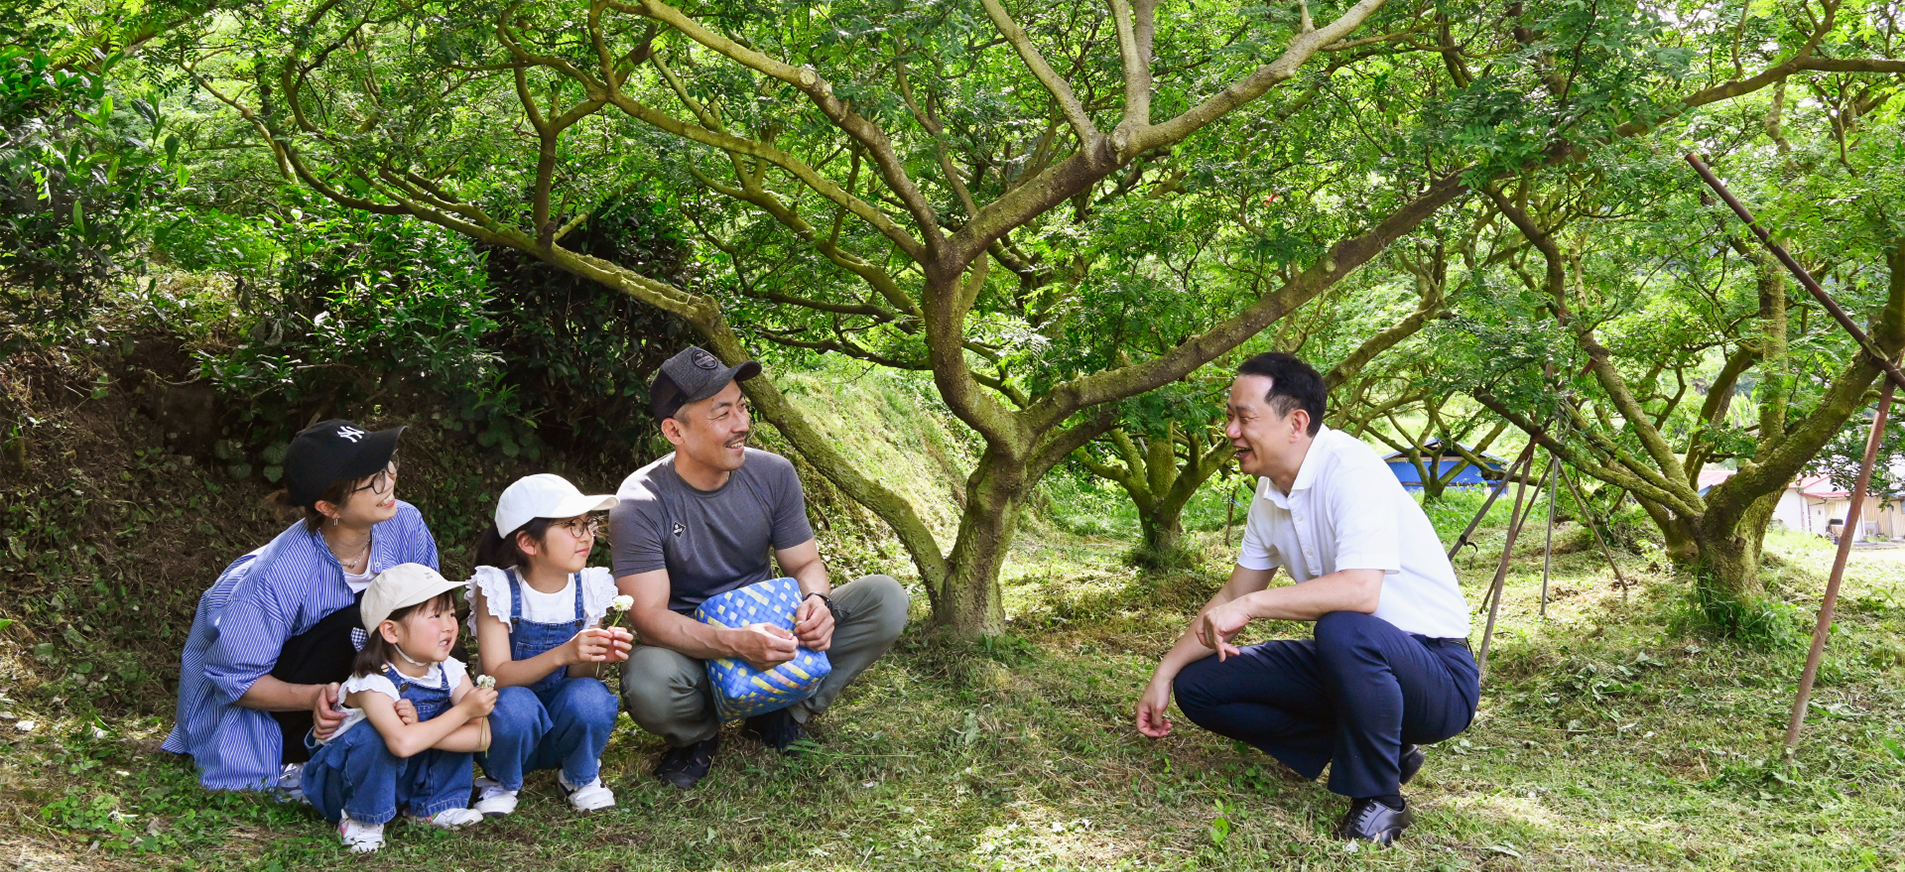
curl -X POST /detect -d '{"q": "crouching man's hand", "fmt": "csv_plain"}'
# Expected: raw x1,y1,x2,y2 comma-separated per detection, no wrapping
731,623,798,671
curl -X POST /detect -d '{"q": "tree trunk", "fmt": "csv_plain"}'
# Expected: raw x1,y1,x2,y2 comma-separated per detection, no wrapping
1653,491,1778,602
935,447,1027,637
1136,497,1188,565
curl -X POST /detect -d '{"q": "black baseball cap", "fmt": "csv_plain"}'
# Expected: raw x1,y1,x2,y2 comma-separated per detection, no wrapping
284,419,405,508
649,346,762,420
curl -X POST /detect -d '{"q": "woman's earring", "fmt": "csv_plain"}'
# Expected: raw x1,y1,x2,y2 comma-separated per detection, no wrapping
333,515,340,527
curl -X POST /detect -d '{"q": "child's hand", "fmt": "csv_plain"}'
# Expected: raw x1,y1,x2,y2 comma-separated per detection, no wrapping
462,686,499,717
567,627,631,664
394,699,418,725
601,627,634,662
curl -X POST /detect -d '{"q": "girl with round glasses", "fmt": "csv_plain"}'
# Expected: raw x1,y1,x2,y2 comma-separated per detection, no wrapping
464,474,632,815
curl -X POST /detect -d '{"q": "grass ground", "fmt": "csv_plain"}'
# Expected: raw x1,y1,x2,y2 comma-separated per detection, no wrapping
4,511,1904,870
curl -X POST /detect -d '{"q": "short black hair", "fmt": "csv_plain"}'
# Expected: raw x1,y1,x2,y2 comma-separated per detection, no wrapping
1236,352,1326,436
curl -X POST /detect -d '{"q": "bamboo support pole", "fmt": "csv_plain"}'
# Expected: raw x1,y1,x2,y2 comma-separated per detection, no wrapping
1784,382,1893,752
1687,154,1905,394
1686,153,1905,753
1477,455,1549,679
1448,439,1541,560
1539,452,1558,620
1556,461,1630,600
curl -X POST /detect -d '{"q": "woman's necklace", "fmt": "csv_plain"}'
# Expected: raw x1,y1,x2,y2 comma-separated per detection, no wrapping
328,532,372,573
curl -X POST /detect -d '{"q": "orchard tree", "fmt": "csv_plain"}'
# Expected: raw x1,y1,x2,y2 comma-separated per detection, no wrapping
1457,126,1904,610
172,0,1882,635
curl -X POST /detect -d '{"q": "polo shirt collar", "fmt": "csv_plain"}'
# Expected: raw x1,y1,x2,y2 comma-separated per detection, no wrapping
1257,425,1331,508
1289,425,1332,494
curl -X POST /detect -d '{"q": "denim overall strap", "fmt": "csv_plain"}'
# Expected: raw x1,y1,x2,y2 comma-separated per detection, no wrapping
384,662,454,721
506,569,588,695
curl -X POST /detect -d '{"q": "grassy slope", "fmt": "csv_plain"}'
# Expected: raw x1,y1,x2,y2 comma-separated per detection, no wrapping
4,372,1904,870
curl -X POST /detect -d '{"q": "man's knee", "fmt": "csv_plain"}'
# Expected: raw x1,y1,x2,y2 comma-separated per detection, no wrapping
1313,610,1384,658
1171,658,1223,721
843,574,910,640
620,647,704,715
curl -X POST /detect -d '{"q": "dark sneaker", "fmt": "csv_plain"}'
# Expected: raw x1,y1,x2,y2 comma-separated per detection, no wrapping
744,708,808,755
1400,744,1425,785
654,737,719,790
1336,797,1414,844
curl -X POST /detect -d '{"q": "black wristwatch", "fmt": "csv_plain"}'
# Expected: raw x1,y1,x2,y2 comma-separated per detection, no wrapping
804,591,851,622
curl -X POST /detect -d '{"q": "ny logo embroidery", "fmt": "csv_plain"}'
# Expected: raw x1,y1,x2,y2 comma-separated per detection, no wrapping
336,426,368,442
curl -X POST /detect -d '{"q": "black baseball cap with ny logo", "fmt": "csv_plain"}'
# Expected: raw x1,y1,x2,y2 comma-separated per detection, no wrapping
649,346,762,420
284,418,405,508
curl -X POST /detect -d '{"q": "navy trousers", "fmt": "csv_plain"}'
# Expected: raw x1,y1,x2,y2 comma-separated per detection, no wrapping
1174,611,1479,798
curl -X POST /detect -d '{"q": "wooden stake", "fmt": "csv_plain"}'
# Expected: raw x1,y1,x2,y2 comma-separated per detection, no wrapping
1540,453,1558,620
1784,381,1893,752
1477,455,1547,679
1556,461,1630,600
1448,439,1541,560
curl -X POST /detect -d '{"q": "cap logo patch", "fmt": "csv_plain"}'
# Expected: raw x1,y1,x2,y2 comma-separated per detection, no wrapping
691,350,720,370
336,425,368,443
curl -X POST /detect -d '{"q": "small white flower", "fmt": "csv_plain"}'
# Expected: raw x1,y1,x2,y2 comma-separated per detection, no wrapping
610,594,634,613
475,675,496,689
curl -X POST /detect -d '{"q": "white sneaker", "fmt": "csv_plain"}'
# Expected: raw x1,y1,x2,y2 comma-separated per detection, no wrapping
559,774,616,812
472,776,519,817
414,807,484,829
338,813,384,853
276,762,310,806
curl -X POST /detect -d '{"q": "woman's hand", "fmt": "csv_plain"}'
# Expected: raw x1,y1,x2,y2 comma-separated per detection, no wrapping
309,683,345,741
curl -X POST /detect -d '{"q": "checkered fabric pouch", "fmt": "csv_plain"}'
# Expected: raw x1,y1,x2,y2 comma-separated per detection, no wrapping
693,577,833,721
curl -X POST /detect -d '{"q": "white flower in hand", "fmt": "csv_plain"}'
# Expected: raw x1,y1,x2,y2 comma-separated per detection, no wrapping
475,674,496,689
611,594,634,613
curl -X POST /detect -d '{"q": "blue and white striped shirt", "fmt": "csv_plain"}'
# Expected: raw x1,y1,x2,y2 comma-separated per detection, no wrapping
161,502,438,790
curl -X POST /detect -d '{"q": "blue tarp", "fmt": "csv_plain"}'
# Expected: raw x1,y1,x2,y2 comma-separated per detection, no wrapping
1381,440,1505,491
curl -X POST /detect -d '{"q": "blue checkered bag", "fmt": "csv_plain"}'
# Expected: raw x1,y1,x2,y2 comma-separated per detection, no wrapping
693,577,832,721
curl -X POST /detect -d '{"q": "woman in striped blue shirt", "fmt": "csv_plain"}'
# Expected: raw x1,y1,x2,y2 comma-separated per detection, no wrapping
164,419,440,791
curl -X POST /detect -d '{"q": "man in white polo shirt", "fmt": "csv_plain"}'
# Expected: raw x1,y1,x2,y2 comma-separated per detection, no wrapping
1134,352,1478,844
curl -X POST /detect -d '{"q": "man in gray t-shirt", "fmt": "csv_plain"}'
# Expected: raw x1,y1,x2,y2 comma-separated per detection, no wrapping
611,346,910,790
612,446,813,613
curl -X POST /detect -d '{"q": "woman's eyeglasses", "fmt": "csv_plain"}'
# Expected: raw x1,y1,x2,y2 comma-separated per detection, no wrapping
350,460,400,496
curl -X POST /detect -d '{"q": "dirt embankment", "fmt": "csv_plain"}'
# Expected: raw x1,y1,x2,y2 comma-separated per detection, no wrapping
0,334,899,720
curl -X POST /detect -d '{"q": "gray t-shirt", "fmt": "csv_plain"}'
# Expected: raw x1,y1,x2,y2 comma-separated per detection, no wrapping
610,448,815,613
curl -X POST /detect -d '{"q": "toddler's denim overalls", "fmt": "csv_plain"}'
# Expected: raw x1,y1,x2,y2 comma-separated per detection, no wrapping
479,569,620,791
304,662,475,824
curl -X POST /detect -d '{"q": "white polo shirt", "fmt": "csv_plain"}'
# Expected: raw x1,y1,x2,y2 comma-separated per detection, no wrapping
1237,426,1470,639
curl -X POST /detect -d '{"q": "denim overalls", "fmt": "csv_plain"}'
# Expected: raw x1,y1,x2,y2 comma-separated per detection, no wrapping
303,662,476,824
479,569,621,791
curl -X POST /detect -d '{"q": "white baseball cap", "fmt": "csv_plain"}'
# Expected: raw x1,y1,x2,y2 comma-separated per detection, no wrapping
494,473,618,536
361,563,465,628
